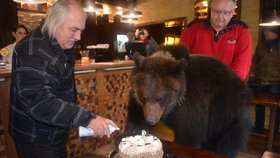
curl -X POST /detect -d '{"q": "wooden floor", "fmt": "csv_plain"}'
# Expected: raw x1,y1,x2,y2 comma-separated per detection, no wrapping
237,133,280,158
237,106,280,158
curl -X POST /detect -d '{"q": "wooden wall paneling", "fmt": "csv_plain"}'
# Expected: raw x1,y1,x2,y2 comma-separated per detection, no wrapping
67,67,132,157
102,69,131,132
67,71,100,157
100,68,131,147
0,78,18,158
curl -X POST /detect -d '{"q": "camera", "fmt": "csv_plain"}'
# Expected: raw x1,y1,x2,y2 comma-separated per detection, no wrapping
139,29,145,35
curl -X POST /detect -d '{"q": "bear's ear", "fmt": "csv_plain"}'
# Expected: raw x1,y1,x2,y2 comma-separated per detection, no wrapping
133,52,145,69
171,58,188,73
158,44,190,60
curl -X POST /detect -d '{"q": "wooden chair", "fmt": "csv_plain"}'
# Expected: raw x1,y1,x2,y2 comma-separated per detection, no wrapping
250,91,280,151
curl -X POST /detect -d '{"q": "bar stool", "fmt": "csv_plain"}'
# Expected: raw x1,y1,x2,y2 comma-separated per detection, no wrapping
250,91,280,151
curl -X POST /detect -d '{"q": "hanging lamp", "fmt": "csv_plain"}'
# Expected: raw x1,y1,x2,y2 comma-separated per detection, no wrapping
122,0,143,18
83,0,103,13
259,0,280,26
13,0,47,4
121,17,139,23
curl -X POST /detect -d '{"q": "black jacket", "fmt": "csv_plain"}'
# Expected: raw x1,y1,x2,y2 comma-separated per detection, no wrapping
9,27,95,143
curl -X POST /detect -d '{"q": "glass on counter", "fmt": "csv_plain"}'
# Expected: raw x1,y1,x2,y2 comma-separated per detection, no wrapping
0,48,8,69
80,50,90,64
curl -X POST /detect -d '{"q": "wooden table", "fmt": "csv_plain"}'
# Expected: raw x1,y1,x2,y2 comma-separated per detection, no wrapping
162,140,229,158
250,91,280,151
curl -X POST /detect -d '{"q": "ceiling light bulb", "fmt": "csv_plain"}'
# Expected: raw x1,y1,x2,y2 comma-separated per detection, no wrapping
103,6,110,14
122,9,143,18
130,12,135,17
13,0,47,4
88,6,94,11
116,11,122,15
121,17,138,23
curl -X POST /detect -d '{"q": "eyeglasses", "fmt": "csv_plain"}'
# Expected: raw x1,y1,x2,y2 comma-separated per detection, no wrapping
211,8,233,17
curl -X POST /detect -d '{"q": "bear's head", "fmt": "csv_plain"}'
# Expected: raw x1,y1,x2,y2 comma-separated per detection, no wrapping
131,45,188,125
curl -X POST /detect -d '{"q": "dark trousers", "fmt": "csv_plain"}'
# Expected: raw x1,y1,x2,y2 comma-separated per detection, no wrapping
255,105,280,132
14,139,67,158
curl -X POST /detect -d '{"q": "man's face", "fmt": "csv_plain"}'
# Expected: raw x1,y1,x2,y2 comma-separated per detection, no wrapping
210,0,234,31
264,29,279,40
54,6,86,49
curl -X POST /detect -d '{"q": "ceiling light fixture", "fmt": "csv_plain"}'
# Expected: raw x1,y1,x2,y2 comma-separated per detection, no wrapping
122,9,142,18
259,0,280,26
13,0,47,4
121,17,138,23
122,0,143,19
83,1,103,13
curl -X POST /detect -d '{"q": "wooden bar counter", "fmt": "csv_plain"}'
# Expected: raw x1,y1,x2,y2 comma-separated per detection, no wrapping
0,60,134,158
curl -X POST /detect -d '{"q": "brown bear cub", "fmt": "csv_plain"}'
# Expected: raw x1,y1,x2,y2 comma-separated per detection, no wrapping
117,45,252,158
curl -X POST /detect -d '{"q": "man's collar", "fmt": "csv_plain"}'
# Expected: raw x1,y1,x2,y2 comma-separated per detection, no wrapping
204,19,212,27
39,26,64,53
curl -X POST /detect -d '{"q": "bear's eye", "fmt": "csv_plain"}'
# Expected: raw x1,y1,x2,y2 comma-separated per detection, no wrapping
140,96,148,103
157,98,163,102
157,97,164,105
142,96,148,103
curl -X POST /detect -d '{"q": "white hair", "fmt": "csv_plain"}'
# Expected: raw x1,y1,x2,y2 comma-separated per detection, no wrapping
41,0,84,39
210,0,237,9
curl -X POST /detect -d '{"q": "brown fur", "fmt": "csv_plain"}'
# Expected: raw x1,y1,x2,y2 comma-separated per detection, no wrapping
118,45,252,158
132,51,187,124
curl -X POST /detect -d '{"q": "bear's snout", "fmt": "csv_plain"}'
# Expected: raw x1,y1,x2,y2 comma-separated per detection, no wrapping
145,120,158,125
143,103,163,125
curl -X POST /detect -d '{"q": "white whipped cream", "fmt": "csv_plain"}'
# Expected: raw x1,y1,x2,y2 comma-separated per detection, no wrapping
118,133,162,155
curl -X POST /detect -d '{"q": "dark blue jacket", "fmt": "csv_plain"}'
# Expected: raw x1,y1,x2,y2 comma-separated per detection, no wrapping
9,27,95,143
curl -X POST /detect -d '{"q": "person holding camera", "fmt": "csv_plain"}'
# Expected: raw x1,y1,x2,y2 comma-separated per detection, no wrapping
134,28,159,55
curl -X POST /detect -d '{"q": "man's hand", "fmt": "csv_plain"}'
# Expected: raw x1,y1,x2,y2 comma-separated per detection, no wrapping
87,115,118,138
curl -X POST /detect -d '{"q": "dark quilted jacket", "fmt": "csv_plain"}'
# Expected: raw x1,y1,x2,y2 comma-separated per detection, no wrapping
249,40,280,86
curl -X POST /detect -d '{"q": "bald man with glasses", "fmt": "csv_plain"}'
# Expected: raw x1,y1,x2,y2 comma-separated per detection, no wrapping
180,0,252,80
